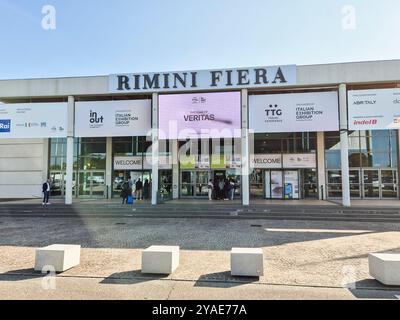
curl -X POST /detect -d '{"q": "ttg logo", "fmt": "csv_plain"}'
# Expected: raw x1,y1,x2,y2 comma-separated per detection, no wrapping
265,104,283,117
90,110,104,124
0,120,11,133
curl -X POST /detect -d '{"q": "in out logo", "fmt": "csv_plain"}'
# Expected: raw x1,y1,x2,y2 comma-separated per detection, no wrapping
90,110,104,124
0,120,11,133
265,104,283,117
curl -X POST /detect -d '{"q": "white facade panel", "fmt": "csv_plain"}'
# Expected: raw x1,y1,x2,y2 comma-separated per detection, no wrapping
0,144,43,158
0,171,43,185
0,185,42,198
0,157,43,171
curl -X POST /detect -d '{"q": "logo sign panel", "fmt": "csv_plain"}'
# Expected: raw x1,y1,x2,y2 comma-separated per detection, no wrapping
348,88,400,130
109,65,296,93
75,100,151,137
249,91,339,133
0,120,11,133
282,154,316,168
0,103,67,138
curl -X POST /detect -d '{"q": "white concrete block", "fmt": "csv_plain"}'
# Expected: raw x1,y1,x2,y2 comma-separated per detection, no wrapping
141,246,179,274
369,253,400,286
35,245,81,273
231,248,264,277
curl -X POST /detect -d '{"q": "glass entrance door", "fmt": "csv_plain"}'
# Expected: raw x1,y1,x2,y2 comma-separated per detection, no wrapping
196,171,210,197
381,170,398,198
362,169,380,199
78,171,106,198
180,171,212,198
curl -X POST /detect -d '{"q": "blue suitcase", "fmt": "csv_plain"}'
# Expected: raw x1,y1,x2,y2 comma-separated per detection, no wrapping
127,195,134,204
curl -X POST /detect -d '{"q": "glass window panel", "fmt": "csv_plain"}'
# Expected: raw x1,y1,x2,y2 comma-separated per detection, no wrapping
327,170,342,184
325,138,341,151
349,170,360,183
326,151,341,169
349,152,361,167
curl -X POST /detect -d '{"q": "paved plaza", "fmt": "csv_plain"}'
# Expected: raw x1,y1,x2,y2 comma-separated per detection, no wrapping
1,209,400,300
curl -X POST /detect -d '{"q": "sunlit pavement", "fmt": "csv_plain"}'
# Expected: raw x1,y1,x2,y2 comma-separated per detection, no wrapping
1,214,400,299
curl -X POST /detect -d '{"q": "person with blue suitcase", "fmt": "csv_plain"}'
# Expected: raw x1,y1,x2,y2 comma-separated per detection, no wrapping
120,180,131,204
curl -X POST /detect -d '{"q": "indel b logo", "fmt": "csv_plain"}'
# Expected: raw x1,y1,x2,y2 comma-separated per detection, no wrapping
265,104,283,117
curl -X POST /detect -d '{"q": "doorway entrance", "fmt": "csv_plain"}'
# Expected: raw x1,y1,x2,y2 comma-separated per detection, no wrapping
363,169,398,199
180,170,241,199
78,171,106,198
180,171,210,198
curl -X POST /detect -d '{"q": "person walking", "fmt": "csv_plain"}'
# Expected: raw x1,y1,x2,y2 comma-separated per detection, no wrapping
223,178,230,201
135,178,143,200
218,179,225,200
143,179,150,200
120,180,130,204
229,178,235,200
42,179,51,205
207,179,214,201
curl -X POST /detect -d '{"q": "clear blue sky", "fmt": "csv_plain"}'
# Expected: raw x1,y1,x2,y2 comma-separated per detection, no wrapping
0,0,399,79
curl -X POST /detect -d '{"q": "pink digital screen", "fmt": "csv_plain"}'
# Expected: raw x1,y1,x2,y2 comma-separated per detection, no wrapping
158,92,241,139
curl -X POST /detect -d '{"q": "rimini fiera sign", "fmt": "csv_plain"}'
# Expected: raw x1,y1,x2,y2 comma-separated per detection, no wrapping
109,65,296,93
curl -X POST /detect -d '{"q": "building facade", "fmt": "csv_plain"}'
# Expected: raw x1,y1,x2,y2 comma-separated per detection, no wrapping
0,60,400,206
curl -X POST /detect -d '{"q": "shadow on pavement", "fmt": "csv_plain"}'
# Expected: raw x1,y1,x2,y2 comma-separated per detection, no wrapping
346,279,400,299
0,268,42,281
100,270,168,285
194,271,260,288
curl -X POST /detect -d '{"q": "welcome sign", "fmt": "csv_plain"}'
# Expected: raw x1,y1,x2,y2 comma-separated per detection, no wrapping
109,65,296,93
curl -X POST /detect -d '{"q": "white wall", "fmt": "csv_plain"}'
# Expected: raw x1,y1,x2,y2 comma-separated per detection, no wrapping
0,139,46,198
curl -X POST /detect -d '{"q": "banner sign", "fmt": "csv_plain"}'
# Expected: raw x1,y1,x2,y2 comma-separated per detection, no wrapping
249,91,339,133
348,88,400,130
159,92,241,139
114,156,172,170
0,103,68,139
250,154,282,169
75,100,151,137
109,65,296,93
282,154,316,168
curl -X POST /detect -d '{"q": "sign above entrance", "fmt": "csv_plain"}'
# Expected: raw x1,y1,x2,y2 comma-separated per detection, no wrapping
249,91,339,133
348,88,400,130
75,100,151,138
0,103,68,138
114,156,172,170
159,92,241,140
109,65,296,93
250,154,282,169
282,154,316,168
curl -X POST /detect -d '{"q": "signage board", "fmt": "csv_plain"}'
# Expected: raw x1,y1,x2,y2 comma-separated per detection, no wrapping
0,103,67,138
110,65,296,93
159,92,241,140
348,88,400,130
75,100,151,137
249,91,339,133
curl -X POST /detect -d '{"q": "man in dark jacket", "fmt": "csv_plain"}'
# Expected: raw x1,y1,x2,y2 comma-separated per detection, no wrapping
120,180,130,204
42,179,51,205
135,178,143,200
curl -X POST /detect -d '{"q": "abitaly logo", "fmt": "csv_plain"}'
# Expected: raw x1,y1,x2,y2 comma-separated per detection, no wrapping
0,120,11,133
